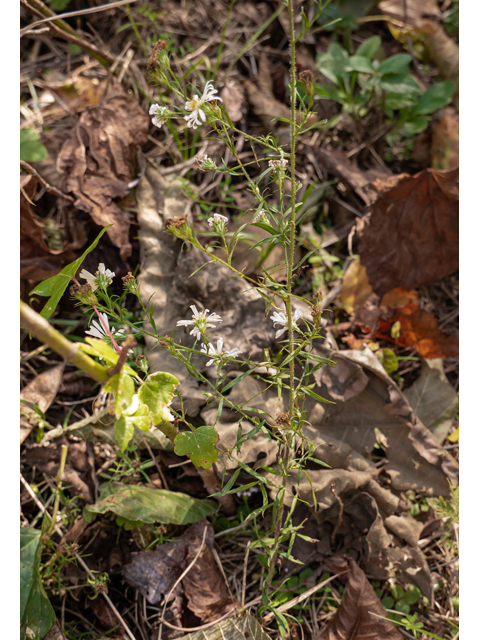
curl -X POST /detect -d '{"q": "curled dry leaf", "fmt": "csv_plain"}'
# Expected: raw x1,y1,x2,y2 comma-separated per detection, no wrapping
377,301,459,358
316,557,403,640
359,168,459,297
123,520,237,625
20,363,65,444
56,80,149,260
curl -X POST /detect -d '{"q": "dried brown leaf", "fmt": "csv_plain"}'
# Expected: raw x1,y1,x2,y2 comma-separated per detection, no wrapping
316,558,403,640
359,168,459,296
57,81,149,259
340,258,373,313
431,107,459,170
220,79,245,122
123,521,237,626
378,0,441,26
20,363,65,444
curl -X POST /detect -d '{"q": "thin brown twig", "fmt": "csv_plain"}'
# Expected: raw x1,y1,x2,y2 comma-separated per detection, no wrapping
20,161,74,202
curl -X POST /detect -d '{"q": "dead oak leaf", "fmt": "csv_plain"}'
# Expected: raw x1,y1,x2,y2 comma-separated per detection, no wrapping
317,557,403,640
377,301,458,358
359,168,459,297
57,81,149,260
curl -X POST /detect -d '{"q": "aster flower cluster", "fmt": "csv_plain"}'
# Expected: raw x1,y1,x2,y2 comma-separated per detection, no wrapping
149,104,168,128
268,158,288,170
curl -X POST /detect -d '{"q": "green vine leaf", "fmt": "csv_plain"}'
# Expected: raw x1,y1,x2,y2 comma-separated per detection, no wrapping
174,426,219,469
139,372,179,423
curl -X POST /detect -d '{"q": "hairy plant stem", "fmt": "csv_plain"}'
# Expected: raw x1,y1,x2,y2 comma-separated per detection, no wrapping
264,0,297,596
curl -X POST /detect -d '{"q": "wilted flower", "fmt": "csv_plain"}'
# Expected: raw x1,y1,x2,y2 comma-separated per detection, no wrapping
201,338,242,367
79,264,115,292
176,305,222,340
149,103,168,128
271,308,301,339
194,154,217,171
252,209,268,224
207,213,228,233
184,80,222,130
268,158,288,170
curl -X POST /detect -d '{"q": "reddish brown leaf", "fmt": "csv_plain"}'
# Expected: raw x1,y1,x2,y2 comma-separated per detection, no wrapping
316,558,403,640
377,301,459,358
359,168,459,296
57,81,149,260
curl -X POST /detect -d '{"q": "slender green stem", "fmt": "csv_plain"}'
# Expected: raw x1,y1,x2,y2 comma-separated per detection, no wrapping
264,0,298,596
48,444,68,535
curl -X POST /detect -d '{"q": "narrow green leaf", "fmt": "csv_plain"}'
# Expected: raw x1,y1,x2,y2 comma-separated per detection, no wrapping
29,226,110,318
301,386,335,404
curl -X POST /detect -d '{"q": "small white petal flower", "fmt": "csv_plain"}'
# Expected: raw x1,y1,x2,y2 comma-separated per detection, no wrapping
271,308,301,339
176,305,222,340
96,263,115,282
184,80,222,130
149,103,167,128
268,158,288,169
201,338,242,367
79,269,98,292
85,312,110,339
207,213,229,227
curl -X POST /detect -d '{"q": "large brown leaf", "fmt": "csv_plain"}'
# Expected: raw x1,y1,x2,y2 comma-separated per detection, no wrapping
123,520,237,627
56,80,149,260
20,363,65,444
316,558,403,640
359,169,459,297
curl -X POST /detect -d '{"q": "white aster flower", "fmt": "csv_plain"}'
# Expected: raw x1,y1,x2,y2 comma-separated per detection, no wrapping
149,103,167,128
200,338,242,367
184,80,222,130
85,312,111,339
271,308,301,340
176,305,222,340
79,263,115,292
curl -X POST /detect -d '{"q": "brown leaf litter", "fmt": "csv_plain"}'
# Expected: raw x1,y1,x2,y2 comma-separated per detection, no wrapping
316,557,403,640
358,168,459,297
55,78,149,260
123,520,237,634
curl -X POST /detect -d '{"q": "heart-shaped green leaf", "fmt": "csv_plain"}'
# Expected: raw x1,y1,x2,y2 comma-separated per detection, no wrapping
174,426,219,469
